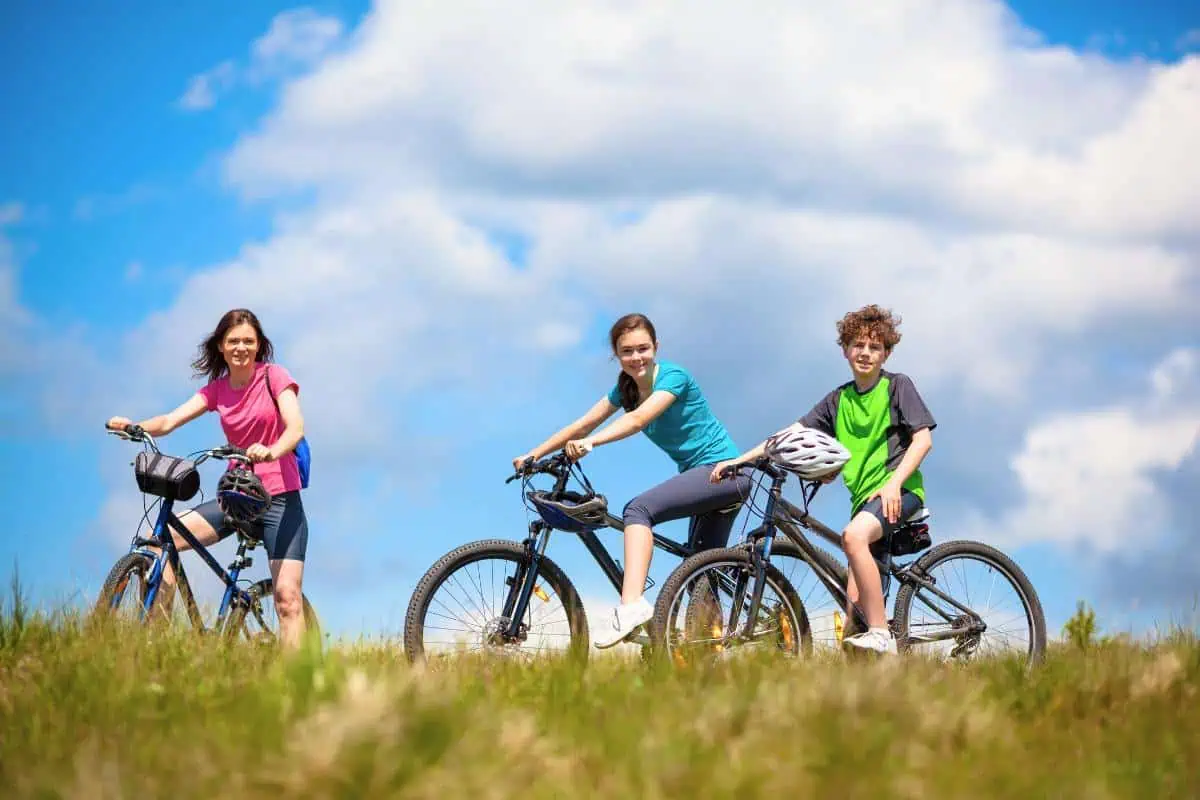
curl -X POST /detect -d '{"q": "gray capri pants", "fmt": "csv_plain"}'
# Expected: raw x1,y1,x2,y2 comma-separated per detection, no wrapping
623,463,754,551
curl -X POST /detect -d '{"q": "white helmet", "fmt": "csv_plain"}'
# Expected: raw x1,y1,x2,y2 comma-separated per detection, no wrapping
764,422,851,479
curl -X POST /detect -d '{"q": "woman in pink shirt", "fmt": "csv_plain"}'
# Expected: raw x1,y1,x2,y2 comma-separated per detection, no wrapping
106,308,310,649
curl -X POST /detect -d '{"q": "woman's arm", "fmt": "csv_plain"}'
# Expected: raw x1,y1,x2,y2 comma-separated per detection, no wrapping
107,394,209,437
515,397,619,465
567,390,677,456
267,386,305,460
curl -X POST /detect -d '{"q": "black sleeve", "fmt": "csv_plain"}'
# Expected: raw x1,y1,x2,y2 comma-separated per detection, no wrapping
797,390,839,437
892,374,936,432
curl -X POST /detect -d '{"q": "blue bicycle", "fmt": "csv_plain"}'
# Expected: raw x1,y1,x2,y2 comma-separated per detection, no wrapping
92,424,320,644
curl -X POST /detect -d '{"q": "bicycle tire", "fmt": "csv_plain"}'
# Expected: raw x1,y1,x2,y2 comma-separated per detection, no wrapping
93,552,160,621
892,539,1046,667
403,539,589,665
649,545,812,661
223,578,322,646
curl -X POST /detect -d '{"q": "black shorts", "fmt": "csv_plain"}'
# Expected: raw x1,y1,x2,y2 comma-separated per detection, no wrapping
856,490,924,557
189,490,309,562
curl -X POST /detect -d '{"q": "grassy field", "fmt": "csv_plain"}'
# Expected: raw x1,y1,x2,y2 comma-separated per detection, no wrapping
2,588,1198,799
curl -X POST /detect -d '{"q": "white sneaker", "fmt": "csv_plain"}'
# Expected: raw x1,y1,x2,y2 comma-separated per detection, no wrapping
842,627,898,656
593,596,654,649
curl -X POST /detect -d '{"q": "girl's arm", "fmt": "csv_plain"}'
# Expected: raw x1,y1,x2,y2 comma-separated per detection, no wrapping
107,394,209,437
516,397,619,464
572,390,676,451
267,386,305,460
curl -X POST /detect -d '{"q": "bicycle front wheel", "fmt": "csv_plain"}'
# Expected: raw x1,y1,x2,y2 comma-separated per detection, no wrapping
893,539,1046,668
93,552,161,624
650,546,811,666
403,539,589,665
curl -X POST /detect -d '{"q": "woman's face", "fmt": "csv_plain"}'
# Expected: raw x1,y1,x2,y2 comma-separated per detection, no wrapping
615,327,657,380
220,322,260,371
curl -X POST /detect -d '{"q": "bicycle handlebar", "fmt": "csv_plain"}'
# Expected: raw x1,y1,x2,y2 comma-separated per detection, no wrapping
105,423,251,466
505,452,571,484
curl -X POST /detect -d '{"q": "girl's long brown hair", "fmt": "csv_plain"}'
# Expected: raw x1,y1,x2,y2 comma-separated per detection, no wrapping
609,313,658,412
191,308,275,382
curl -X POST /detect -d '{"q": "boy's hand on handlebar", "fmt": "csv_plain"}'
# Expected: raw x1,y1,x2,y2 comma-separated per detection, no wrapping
512,453,536,473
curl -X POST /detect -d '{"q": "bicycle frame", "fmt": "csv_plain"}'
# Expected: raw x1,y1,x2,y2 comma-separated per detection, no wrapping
499,456,713,643
722,468,988,648
120,498,259,632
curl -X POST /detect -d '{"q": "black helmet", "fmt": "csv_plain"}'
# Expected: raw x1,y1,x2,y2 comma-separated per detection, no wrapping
217,467,271,526
528,490,609,532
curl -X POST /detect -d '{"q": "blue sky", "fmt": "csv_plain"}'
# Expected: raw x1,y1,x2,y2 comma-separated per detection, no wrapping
2,1,1198,643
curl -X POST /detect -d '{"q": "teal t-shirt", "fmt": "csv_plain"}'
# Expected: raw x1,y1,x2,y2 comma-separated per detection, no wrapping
607,360,739,473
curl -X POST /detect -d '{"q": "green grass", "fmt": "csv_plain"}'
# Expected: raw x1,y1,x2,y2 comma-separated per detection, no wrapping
2,591,1197,798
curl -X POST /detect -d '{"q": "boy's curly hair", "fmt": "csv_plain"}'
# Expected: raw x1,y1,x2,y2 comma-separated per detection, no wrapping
836,304,902,351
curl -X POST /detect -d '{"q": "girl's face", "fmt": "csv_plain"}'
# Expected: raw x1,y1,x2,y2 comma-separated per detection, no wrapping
220,322,260,371
615,327,657,380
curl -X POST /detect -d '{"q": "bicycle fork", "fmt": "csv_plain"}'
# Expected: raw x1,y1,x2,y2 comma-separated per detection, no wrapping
498,522,552,643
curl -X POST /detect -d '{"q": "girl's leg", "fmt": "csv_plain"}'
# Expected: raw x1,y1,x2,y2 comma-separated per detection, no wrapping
594,465,750,648
151,502,226,615
620,465,750,603
261,492,310,651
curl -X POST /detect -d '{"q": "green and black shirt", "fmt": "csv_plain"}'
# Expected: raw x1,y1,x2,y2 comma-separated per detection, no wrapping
798,370,937,514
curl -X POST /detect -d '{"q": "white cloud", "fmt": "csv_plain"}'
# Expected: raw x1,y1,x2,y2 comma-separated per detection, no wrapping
249,8,345,77
967,348,1200,551
178,8,343,112
178,61,237,111
0,202,23,226
223,0,1199,239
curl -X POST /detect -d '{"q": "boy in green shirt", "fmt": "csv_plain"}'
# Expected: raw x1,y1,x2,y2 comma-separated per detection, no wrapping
712,304,936,655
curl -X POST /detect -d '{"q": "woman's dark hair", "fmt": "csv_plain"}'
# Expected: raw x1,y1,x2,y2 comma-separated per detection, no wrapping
192,308,275,382
609,313,658,412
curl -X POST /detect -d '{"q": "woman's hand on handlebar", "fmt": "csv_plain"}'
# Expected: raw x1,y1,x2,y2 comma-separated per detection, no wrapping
709,459,741,483
564,438,594,462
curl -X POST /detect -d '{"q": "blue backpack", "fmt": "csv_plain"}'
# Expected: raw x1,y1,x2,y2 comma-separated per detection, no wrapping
265,367,311,489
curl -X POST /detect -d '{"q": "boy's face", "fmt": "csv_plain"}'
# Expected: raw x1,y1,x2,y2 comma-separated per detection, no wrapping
843,334,889,380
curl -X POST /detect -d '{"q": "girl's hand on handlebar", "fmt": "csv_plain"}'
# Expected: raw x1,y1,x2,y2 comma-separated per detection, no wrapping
564,438,594,462
709,459,740,483
246,443,275,463
106,416,133,431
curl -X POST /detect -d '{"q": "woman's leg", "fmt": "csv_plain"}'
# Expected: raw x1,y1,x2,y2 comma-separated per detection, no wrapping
260,492,310,651
151,501,227,615
594,465,751,648
620,465,751,603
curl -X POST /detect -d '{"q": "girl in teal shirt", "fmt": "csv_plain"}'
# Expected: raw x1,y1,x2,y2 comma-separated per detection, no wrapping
513,313,750,648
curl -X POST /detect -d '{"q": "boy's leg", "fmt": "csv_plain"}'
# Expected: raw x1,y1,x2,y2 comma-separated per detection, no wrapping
841,491,924,655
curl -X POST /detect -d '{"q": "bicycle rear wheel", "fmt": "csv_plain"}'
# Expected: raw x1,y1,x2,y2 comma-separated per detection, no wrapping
650,546,811,666
223,579,322,647
403,539,589,665
893,539,1046,668
769,538,850,651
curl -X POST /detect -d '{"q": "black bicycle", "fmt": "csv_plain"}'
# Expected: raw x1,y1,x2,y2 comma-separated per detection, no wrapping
92,424,320,645
649,457,1047,668
402,452,827,664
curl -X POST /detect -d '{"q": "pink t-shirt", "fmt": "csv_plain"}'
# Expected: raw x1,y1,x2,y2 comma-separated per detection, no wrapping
198,362,302,496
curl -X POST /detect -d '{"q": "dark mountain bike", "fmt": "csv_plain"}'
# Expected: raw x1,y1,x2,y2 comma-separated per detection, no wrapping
649,457,1047,669
403,452,825,664
93,424,320,645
